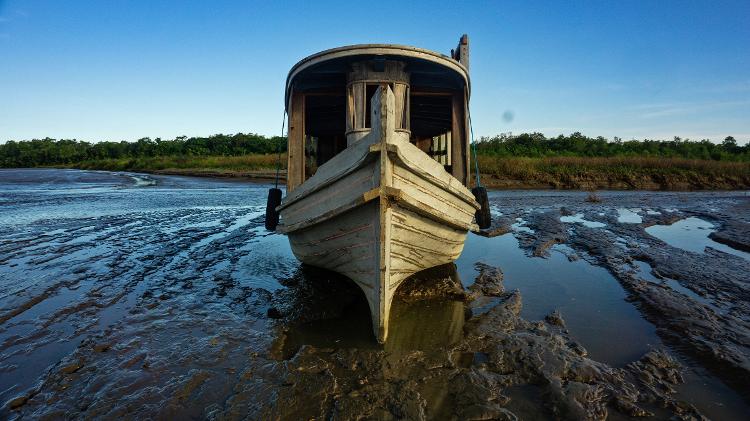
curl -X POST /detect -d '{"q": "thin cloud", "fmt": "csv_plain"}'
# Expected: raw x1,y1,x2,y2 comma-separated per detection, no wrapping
700,80,750,93
0,9,29,23
603,83,627,91
632,100,750,119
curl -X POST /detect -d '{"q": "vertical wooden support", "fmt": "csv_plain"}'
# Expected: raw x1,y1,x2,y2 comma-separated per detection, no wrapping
375,85,396,343
464,88,471,187
457,34,470,70
451,90,468,185
352,82,365,130
287,91,305,192
392,83,407,130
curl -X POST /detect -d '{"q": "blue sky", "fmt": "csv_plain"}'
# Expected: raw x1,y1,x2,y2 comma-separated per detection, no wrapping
1,0,748,143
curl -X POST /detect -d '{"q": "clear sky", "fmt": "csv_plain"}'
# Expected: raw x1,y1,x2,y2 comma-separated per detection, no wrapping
1,0,748,143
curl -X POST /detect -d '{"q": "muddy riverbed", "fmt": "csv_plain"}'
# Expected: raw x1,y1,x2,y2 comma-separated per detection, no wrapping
1,169,748,420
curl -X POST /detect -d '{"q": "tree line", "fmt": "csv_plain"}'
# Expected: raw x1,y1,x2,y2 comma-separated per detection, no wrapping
475,132,748,161
0,133,287,167
0,132,747,168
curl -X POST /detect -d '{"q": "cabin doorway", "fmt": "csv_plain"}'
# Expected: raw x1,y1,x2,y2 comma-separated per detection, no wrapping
304,93,347,178
410,93,453,172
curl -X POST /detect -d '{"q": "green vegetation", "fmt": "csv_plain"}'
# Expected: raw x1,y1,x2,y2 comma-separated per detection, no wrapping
71,154,281,173
476,156,750,190
0,133,286,168
475,132,749,161
469,132,749,189
1,132,748,189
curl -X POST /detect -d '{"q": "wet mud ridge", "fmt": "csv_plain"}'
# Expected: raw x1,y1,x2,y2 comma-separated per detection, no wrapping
483,191,750,415
1,170,749,419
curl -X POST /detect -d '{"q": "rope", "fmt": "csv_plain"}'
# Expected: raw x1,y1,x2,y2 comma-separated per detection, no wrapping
468,108,482,188
274,110,287,189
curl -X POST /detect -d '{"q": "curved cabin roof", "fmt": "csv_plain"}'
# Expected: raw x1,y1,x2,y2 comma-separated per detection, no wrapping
285,44,470,108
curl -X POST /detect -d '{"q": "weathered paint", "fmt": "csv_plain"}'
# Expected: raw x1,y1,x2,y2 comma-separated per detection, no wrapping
278,86,478,342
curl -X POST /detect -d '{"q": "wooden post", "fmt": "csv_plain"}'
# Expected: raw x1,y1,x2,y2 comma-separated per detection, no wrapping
287,90,305,192
457,34,469,70
451,90,467,185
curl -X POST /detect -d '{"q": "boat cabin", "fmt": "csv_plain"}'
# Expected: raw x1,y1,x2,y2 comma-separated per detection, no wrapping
285,35,471,192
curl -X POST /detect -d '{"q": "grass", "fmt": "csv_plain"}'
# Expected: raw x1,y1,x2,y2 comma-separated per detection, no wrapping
70,154,284,172
58,154,750,190
476,156,750,189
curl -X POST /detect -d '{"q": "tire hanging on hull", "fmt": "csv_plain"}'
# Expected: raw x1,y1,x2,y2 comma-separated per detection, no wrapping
265,188,282,230
468,109,491,229
472,186,491,229
265,111,286,231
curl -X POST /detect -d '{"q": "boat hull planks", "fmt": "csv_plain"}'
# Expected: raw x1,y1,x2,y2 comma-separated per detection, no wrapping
279,86,478,342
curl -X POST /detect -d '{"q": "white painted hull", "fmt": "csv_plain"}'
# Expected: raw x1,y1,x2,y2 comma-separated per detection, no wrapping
278,87,479,342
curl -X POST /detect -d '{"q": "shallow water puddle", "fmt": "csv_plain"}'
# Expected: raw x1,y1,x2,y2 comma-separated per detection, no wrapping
559,213,606,228
646,217,750,261
387,295,466,352
456,231,749,420
456,233,659,366
632,260,714,307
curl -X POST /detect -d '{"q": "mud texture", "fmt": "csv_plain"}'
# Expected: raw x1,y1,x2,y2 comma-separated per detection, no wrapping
708,219,750,252
1,170,748,420
253,267,704,421
516,211,568,257
490,190,750,403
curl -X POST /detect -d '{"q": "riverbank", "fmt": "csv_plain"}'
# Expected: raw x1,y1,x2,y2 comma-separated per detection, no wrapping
55,154,750,190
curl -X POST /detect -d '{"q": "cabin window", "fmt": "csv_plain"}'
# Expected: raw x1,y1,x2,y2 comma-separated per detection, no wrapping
431,132,451,165
409,93,453,169
304,93,347,178
364,84,379,129
347,82,410,133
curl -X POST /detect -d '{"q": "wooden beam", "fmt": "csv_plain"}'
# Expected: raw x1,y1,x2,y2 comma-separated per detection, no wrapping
458,34,469,70
464,88,471,186
451,90,467,185
287,90,305,192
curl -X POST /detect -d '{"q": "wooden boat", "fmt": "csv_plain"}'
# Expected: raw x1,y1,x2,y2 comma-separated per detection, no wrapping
277,36,480,342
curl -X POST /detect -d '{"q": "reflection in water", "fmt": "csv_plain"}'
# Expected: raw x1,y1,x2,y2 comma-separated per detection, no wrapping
386,298,465,352
457,233,660,367
265,264,470,420
270,267,376,359
632,260,719,309
385,265,466,353
274,264,467,358
646,217,750,260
